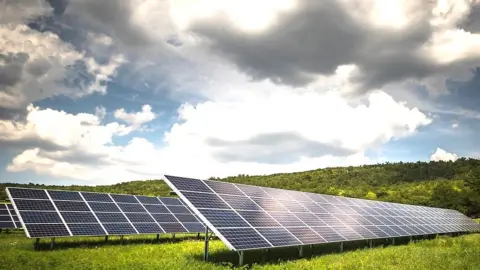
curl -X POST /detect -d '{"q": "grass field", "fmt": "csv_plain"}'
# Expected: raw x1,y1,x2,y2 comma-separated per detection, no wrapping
0,231,479,270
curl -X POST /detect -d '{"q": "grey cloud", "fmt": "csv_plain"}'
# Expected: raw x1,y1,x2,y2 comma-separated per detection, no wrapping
40,148,113,166
0,53,29,88
206,132,354,164
459,4,480,33
26,58,52,77
190,0,477,93
65,0,154,47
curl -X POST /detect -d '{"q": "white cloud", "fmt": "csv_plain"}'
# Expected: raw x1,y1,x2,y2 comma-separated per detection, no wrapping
3,83,431,182
0,24,125,111
0,0,52,24
114,104,157,126
430,147,459,162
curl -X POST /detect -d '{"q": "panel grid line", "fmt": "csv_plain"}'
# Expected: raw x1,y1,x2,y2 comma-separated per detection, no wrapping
107,194,139,234
134,195,165,233
162,175,480,251
201,179,274,248
5,204,17,228
78,192,109,236
45,190,73,236
235,184,305,245
156,197,189,232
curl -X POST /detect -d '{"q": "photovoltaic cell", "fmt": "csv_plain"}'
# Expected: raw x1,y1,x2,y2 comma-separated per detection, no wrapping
256,227,301,246
163,175,480,251
0,204,18,229
6,187,204,238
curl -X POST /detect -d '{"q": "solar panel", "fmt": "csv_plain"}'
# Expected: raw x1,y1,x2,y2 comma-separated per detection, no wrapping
6,187,205,238
163,175,480,251
0,204,21,229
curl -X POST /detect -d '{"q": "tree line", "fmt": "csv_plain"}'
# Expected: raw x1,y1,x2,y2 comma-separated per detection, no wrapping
1,158,479,217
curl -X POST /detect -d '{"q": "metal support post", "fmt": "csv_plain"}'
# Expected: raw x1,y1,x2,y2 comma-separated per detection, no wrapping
204,227,209,262
309,244,313,256
298,246,304,257
369,239,373,248
105,236,108,242
120,235,124,244
50,237,55,250
156,234,160,241
392,238,395,245
238,251,244,266
0,228,2,233
34,238,40,250
172,233,175,240
409,236,413,242
197,233,200,240
340,242,344,252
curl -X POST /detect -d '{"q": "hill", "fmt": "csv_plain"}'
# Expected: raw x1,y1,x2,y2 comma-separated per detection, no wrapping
1,158,479,217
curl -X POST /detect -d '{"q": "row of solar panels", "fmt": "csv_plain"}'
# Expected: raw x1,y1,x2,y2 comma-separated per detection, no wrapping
162,175,480,251
0,204,21,229
5,188,205,238
3,177,479,252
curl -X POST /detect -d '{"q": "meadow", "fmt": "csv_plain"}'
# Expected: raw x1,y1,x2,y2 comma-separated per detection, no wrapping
0,230,479,270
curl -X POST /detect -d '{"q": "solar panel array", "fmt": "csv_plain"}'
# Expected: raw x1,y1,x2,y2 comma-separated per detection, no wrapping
163,175,480,251
0,204,21,229
6,187,205,238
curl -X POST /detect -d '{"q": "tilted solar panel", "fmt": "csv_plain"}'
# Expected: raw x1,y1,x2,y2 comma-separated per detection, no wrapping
6,187,204,238
0,204,21,229
163,175,480,251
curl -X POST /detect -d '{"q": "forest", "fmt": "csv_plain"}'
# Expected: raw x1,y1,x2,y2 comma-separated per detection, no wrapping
1,158,479,217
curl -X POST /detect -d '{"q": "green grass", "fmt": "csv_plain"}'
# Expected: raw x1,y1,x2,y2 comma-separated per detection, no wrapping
0,232,479,269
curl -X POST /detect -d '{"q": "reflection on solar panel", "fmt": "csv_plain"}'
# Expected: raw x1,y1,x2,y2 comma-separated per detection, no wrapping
0,204,21,229
6,188,204,238
163,175,480,253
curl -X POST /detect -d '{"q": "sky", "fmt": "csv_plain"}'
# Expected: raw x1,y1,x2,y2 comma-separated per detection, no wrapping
1,0,480,185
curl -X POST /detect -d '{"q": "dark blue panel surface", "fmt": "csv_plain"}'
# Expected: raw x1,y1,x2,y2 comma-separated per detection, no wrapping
220,194,262,211
21,211,63,223
151,213,178,223
48,190,82,201
217,228,271,250
165,175,212,192
198,209,250,228
136,196,161,205
286,227,326,244
159,198,183,206
182,191,231,209
61,212,98,223
117,203,146,213
269,212,305,227
111,194,138,204
125,213,155,223
133,223,163,233
311,226,346,242
183,222,205,233
54,201,90,212
88,202,120,212
26,224,70,237
166,205,190,214
256,227,301,246
237,210,281,227
81,192,113,202
15,199,55,211
143,204,169,213
204,180,244,196
68,224,106,236
95,213,129,223
8,188,48,199
103,223,137,235
159,222,187,233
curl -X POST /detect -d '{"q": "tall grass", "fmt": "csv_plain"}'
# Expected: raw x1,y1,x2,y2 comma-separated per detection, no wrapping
0,232,479,269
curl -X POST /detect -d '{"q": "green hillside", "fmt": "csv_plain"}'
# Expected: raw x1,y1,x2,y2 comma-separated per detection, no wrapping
2,158,479,217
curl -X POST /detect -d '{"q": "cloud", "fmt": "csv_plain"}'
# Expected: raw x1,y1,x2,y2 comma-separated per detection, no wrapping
3,86,431,182
114,104,157,126
174,0,480,95
0,0,53,24
430,147,459,161
0,24,125,119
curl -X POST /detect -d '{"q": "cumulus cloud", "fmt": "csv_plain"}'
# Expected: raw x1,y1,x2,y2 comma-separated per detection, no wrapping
3,86,431,181
114,104,157,126
0,24,125,119
430,147,459,161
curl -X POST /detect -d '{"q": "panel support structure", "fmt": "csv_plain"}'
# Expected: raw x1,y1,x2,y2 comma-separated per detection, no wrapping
238,251,244,266
298,246,304,257
340,242,343,252
204,227,210,262
34,238,40,250
50,237,55,250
